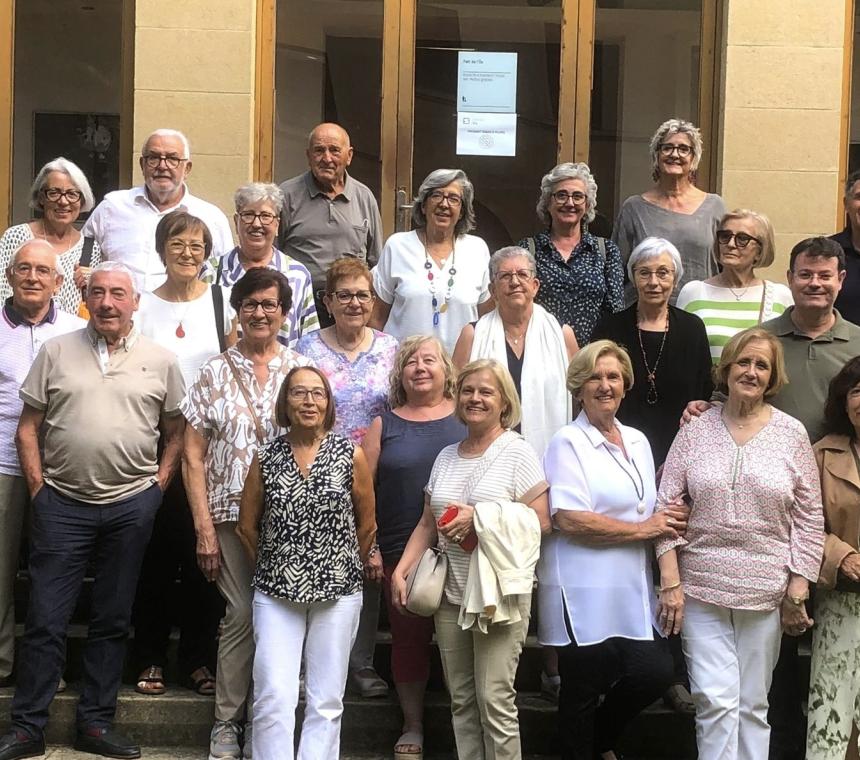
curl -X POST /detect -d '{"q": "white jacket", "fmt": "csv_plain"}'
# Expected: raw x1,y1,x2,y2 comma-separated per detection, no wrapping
458,500,542,633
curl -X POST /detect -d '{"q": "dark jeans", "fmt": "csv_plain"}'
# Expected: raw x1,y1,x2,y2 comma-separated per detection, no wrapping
557,633,673,760
132,476,224,676
12,483,162,738
767,633,805,760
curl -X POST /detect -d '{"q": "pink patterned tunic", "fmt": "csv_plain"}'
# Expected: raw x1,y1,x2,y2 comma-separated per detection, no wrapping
656,406,824,610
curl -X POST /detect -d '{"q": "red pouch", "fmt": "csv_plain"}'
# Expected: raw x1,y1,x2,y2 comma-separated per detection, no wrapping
437,506,478,552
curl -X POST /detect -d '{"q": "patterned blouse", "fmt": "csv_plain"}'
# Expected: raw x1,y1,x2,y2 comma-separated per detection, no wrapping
656,406,825,610
517,229,624,346
295,329,398,444
254,432,363,603
180,345,313,524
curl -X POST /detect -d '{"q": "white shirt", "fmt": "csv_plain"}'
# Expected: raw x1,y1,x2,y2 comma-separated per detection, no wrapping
373,230,491,355
537,411,659,646
82,185,234,292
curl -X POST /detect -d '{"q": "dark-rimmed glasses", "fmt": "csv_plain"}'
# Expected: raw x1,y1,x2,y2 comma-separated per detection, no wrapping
716,230,760,249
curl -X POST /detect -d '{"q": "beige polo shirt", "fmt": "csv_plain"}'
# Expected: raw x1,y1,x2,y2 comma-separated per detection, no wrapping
20,324,185,504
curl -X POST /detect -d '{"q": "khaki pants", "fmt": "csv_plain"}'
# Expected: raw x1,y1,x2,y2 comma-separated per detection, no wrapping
214,522,255,722
0,474,28,679
434,596,530,760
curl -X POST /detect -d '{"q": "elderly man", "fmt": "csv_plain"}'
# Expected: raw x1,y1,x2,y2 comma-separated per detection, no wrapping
277,122,382,326
830,168,860,325
82,128,233,292
0,262,185,760
0,241,85,692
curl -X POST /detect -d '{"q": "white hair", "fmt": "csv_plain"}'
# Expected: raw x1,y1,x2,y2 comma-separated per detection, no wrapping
536,162,598,226
142,129,191,159
489,246,536,279
234,182,285,215
90,261,140,296
8,239,61,270
627,236,684,284
29,157,96,212
649,119,703,181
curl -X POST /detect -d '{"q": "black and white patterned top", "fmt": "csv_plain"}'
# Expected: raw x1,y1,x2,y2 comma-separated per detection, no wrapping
253,432,363,603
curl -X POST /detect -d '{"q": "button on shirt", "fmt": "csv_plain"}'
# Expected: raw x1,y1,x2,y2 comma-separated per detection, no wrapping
82,185,234,292
278,171,382,287
0,300,86,475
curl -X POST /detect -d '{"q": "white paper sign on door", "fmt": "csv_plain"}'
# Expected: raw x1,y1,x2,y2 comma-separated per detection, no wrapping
455,113,517,157
457,52,518,114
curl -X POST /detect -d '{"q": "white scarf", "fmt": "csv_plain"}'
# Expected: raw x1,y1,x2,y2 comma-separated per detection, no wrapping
470,304,571,457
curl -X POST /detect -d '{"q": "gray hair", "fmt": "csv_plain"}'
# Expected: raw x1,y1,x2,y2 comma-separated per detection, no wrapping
142,129,191,159
29,157,95,212
8,239,60,269
411,169,476,236
649,119,703,181
233,182,285,215
90,261,140,296
536,162,598,227
844,168,860,198
489,246,536,279
627,237,684,284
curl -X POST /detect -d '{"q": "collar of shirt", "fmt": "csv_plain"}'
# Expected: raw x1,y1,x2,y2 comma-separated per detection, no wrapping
771,306,852,342
86,321,140,352
831,226,858,256
573,409,643,449
221,246,289,282
2,297,57,328
536,228,599,257
303,170,354,201
131,184,190,214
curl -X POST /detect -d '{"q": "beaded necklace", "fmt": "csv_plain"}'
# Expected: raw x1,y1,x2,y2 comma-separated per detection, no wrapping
423,243,457,327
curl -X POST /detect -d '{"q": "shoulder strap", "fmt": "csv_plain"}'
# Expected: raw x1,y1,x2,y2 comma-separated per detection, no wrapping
223,351,266,444
212,285,227,353
461,432,519,504
80,236,95,267
596,236,606,263
526,237,536,259
757,281,769,325
215,255,225,286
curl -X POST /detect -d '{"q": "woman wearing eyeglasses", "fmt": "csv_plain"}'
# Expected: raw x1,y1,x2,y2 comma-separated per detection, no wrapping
0,157,101,313
199,182,320,348
517,162,624,347
370,168,493,354
612,119,725,303
295,257,397,698
676,210,793,363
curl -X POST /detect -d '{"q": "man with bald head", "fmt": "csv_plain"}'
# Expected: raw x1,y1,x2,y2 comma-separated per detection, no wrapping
0,240,85,693
82,128,233,291
278,122,382,326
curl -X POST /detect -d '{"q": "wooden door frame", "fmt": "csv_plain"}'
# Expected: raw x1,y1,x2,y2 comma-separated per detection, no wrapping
0,0,14,229
254,0,276,183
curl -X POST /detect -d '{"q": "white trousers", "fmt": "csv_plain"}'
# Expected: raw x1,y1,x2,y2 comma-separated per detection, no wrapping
682,597,782,760
252,589,362,760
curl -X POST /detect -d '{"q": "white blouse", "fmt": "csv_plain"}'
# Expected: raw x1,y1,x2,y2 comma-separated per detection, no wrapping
537,410,659,646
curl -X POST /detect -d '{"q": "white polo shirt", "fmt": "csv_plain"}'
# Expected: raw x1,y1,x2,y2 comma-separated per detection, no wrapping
82,185,234,292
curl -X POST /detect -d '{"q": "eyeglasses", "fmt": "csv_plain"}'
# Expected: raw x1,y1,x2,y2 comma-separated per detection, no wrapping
12,263,55,278
427,191,462,207
167,240,206,256
41,188,82,203
658,143,693,157
238,210,277,226
791,270,837,284
551,190,586,205
142,154,188,169
716,230,760,249
633,267,675,282
288,387,327,401
240,299,281,313
495,269,535,283
332,290,373,304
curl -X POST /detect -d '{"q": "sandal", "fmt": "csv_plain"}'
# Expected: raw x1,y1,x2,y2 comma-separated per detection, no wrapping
394,731,423,760
135,666,166,695
663,683,695,715
185,666,216,696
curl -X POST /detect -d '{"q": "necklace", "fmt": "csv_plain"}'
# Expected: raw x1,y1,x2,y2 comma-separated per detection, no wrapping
504,328,527,346
728,286,750,301
637,312,669,405
170,300,193,338
333,327,366,354
423,240,456,327
606,447,644,501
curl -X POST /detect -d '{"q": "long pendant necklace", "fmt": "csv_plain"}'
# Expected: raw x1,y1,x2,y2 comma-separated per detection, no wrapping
637,312,669,405
423,242,456,327
606,448,644,500
171,301,193,338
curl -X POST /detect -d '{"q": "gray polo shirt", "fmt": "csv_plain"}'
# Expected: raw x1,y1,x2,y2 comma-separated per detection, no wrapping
761,308,860,442
278,171,382,287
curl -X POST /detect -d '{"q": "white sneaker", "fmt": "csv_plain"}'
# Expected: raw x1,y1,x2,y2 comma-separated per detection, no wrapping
209,720,241,760
242,721,252,759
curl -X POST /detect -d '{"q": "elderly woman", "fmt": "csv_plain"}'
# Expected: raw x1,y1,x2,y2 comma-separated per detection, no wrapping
370,169,493,354
200,182,319,347
182,268,312,760
237,366,376,760
516,162,624,346
0,157,100,313
592,237,713,467
676,209,793,363
132,211,237,697
296,257,397,698
538,340,683,759
656,327,824,760
391,359,550,760
362,336,465,760
612,119,726,301
806,357,860,759
452,245,577,457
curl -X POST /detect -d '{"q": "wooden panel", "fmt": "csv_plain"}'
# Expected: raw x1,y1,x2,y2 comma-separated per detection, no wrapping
394,0,416,227
696,0,723,193
572,0,595,164
0,0,15,228
557,0,579,163
380,0,402,237
837,0,855,228
254,0,276,181
120,0,136,188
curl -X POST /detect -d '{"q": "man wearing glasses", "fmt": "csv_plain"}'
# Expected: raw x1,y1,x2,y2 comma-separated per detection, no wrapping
277,123,382,327
82,129,233,292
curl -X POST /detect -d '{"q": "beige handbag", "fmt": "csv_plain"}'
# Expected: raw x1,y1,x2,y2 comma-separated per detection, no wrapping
404,547,448,617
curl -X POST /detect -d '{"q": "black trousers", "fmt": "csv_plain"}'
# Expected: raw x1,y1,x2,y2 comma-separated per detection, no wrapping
131,476,224,676
12,483,161,737
767,633,806,760
557,633,674,760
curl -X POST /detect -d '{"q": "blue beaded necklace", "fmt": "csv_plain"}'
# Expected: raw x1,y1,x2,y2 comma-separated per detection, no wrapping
423,243,457,327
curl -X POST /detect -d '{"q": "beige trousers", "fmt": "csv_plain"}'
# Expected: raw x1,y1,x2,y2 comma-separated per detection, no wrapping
0,474,28,679
434,596,530,760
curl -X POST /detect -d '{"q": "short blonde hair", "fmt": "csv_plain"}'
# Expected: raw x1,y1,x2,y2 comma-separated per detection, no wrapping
715,209,776,269
388,336,456,408
715,327,787,398
455,359,522,430
566,340,634,396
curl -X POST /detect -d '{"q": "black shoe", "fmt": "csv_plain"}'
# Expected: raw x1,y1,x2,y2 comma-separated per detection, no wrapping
0,730,45,760
73,727,141,758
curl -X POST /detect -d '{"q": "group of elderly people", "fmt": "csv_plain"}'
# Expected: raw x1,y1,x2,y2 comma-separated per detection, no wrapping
0,114,857,760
